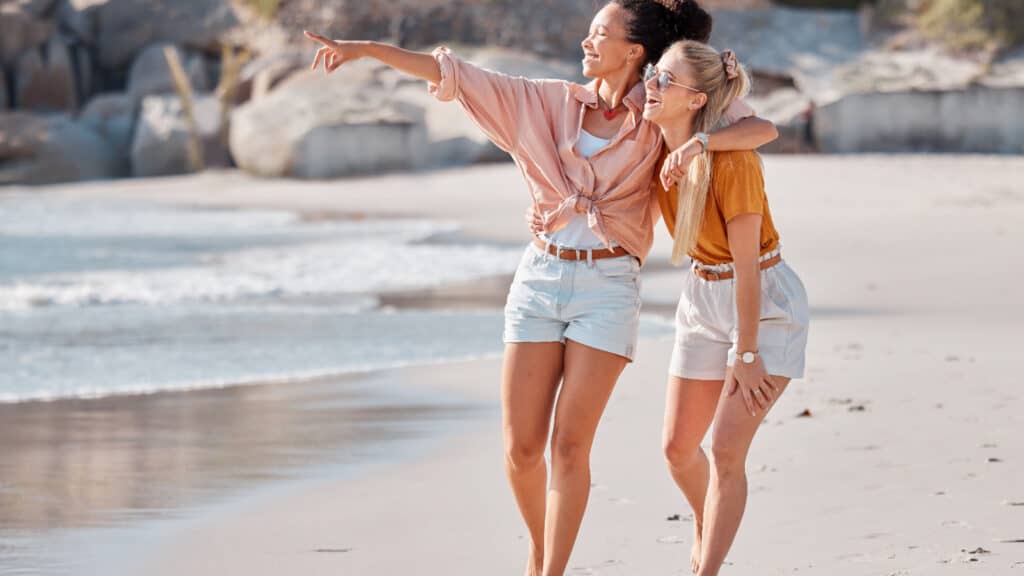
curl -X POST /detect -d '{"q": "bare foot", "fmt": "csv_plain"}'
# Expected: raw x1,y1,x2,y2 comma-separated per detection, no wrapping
690,521,703,574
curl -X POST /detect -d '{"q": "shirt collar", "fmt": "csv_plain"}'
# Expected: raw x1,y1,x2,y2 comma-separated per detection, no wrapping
572,78,647,114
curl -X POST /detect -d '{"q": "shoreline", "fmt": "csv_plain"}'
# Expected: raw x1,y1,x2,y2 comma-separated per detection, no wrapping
3,155,1024,574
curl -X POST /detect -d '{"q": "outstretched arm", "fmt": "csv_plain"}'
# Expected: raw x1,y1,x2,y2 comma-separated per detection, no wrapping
304,31,558,155
305,31,441,83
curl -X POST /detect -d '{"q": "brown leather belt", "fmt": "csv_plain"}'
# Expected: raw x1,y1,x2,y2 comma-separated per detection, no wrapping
533,238,632,261
694,253,782,281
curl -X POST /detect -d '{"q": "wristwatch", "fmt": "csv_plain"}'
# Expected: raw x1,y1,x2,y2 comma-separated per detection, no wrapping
693,132,709,152
738,351,758,364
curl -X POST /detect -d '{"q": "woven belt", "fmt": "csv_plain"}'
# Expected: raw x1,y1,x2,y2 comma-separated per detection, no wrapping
533,238,632,261
694,253,782,281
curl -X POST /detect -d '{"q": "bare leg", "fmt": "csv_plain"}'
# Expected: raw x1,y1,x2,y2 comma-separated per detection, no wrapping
542,339,628,576
502,342,565,576
697,374,790,576
662,377,724,573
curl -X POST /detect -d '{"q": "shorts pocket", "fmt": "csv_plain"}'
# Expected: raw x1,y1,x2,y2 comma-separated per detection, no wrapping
593,255,640,281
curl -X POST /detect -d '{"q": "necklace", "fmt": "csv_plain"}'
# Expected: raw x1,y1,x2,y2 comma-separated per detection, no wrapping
599,97,623,121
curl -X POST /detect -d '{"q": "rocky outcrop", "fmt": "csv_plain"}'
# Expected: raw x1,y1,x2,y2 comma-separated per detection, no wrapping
131,94,229,177
0,112,120,184
92,0,241,69
229,61,427,179
127,43,208,104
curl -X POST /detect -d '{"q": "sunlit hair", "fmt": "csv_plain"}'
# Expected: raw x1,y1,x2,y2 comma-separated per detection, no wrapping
667,40,751,265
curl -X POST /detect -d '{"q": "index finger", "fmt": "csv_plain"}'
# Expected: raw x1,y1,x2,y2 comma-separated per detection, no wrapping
303,30,337,48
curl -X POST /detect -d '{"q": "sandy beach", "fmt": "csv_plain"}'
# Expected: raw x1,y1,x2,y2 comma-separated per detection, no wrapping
4,154,1024,575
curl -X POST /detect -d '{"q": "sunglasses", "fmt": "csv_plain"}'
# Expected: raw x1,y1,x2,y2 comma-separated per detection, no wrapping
643,64,701,93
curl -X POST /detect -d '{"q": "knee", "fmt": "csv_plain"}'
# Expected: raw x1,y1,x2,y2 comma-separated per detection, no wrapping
550,430,589,472
710,440,745,479
505,437,545,474
663,435,702,470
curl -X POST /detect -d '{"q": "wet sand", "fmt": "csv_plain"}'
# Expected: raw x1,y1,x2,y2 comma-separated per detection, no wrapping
6,154,1024,574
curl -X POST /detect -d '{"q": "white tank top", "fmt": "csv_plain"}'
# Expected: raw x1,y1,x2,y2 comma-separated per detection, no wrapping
543,130,615,249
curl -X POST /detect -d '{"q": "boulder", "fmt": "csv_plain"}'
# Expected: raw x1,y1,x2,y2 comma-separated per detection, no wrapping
78,92,134,172
14,36,78,112
131,93,229,177
0,112,120,185
230,65,427,179
235,48,312,103
56,0,103,44
127,43,209,104
11,0,58,16
93,0,240,69
0,4,55,67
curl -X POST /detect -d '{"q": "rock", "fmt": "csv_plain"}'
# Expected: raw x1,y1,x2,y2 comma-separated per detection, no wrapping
236,48,312,103
56,0,103,44
93,0,240,69
0,4,55,67
14,36,78,112
131,94,229,177
127,43,208,104
814,86,1024,154
709,7,865,79
0,112,120,185
78,92,134,172
12,0,58,16
230,66,427,178
74,44,92,99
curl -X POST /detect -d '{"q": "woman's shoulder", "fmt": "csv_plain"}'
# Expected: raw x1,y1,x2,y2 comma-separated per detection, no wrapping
711,150,765,197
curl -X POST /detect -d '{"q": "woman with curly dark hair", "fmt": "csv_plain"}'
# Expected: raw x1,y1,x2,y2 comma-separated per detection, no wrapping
305,2,777,574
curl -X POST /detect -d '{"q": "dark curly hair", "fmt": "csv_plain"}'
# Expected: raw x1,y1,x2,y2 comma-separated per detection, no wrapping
610,0,713,66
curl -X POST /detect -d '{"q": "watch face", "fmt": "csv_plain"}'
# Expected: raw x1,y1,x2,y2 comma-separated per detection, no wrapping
741,352,755,363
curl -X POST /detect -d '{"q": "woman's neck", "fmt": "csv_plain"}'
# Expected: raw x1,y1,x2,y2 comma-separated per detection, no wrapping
596,67,641,110
660,115,698,151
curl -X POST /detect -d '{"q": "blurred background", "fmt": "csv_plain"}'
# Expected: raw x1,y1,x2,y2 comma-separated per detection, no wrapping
1,1,1023,575
1,0,1023,185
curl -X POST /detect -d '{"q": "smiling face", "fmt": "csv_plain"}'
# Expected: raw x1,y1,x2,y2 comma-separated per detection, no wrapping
642,48,707,126
580,3,644,79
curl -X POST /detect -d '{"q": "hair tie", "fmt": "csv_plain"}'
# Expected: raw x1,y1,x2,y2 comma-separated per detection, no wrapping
721,50,739,80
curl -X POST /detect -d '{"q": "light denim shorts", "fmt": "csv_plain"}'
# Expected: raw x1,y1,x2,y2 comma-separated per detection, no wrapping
503,242,642,361
670,248,809,380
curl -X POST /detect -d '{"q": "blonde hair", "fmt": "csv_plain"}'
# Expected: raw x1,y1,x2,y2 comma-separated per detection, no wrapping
668,41,751,265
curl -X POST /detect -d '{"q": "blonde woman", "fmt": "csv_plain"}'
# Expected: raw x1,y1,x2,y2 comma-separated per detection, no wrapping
305,3,778,573
642,41,809,575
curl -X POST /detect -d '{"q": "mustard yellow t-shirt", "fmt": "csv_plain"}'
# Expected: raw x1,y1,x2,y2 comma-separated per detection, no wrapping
655,149,780,265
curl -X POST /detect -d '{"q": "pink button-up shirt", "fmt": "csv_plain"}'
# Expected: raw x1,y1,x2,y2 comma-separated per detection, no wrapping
429,47,753,265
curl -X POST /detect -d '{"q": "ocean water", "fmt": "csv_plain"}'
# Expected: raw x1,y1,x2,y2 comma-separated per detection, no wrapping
0,194,527,403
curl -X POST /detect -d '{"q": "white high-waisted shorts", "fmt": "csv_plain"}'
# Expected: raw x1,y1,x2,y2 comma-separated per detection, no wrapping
670,248,809,380
503,242,641,361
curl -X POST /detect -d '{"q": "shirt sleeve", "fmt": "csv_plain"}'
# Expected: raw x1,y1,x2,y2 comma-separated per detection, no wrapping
722,98,755,125
713,151,766,223
429,46,558,154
